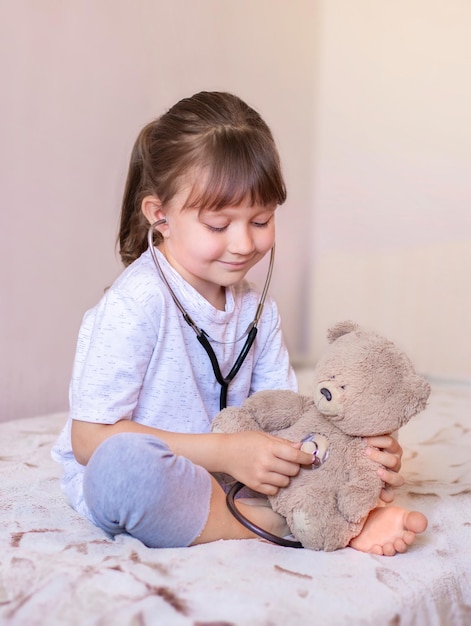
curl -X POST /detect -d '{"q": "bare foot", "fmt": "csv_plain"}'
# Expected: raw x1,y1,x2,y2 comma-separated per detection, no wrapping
349,506,428,556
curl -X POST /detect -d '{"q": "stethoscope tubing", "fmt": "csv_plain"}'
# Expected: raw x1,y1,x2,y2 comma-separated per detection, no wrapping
227,482,303,548
147,218,274,411
147,220,303,548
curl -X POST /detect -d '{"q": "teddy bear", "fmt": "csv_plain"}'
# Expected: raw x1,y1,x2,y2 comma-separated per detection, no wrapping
211,321,431,551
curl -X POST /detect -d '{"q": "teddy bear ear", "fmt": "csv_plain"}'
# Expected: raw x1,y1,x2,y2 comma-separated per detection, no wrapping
397,373,432,426
327,320,360,343
410,375,432,412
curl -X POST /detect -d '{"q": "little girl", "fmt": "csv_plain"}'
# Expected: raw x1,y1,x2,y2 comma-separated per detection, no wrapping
52,91,427,555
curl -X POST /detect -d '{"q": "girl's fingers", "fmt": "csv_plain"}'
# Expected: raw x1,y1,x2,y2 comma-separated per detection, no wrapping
379,485,395,504
366,447,401,471
257,483,281,496
377,466,405,488
259,468,297,494
366,435,403,457
272,457,305,479
252,457,302,488
272,437,314,466
365,435,403,488
242,434,313,493
256,455,308,493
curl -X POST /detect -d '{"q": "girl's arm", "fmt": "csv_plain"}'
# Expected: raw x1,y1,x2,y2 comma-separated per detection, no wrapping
72,419,313,496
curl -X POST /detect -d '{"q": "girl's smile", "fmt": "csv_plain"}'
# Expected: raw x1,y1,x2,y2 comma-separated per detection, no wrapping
147,193,276,309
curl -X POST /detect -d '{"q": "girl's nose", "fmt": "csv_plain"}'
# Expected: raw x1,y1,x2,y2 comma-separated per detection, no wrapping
228,226,255,255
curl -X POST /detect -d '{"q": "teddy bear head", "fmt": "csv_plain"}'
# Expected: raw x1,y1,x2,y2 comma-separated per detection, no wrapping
312,321,431,437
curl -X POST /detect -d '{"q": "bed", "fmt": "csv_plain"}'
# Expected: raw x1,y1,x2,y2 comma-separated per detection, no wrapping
1,378,470,625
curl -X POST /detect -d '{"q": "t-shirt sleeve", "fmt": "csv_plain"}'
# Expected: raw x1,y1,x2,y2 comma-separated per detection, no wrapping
249,297,298,394
69,287,158,424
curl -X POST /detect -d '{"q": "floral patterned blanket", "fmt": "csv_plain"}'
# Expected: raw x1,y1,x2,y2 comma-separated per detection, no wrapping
1,382,470,625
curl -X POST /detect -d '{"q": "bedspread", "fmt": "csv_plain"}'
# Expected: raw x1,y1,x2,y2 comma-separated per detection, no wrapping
0,381,470,625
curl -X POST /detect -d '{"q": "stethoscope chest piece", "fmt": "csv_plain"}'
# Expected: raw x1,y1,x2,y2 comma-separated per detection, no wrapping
300,432,330,468
226,432,331,549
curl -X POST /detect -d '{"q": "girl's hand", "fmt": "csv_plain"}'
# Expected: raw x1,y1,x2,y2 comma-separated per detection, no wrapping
223,431,313,496
365,434,404,504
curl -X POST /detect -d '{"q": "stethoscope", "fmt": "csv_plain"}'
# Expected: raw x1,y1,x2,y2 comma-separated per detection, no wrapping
147,219,275,411
148,219,305,548
226,432,329,549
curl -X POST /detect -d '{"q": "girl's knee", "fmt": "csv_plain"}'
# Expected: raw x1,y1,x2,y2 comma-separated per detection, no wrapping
83,432,171,521
83,432,211,548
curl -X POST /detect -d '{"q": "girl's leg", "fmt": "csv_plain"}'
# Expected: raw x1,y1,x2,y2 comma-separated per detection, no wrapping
83,433,427,553
190,477,289,545
83,432,212,548
83,432,288,547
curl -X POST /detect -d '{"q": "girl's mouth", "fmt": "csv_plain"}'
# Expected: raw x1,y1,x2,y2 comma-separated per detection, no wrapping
219,258,254,270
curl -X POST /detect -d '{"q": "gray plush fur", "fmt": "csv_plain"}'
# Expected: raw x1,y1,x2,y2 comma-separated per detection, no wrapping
211,321,431,551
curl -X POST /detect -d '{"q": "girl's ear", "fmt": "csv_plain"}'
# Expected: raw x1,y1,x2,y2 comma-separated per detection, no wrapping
141,195,164,224
141,195,170,238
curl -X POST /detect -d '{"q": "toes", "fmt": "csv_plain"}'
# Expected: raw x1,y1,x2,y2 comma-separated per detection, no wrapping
405,511,428,534
393,538,408,553
350,506,427,556
402,530,417,547
382,543,397,557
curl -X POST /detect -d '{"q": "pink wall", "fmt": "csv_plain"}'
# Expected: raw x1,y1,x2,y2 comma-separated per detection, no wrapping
0,1,317,421
1,1,469,422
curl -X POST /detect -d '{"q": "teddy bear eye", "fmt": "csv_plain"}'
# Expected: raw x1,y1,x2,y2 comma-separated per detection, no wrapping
340,385,346,390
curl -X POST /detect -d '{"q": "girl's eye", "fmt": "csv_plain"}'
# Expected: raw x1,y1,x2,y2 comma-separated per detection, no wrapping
206,224,228,233
252,214,274,228
204,215,273,232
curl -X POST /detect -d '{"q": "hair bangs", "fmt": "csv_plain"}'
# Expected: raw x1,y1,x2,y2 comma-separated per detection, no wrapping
183,129,287,211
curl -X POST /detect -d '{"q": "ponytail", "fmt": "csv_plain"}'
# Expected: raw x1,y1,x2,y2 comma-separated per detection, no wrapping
118,123,163,267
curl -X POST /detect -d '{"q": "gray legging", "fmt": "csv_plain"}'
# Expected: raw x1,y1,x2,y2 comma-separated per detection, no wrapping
82,432,212,548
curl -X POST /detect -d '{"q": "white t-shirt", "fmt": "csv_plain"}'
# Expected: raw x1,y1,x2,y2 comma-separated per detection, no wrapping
51,248,297,517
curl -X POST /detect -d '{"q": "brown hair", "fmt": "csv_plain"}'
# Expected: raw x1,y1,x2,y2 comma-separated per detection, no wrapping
118,91,287,266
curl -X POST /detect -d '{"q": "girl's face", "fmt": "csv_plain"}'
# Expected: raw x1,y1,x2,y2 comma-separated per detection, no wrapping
154,185,276,309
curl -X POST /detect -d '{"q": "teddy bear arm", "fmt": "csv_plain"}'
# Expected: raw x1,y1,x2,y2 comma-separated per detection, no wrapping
336,458,383,523
211,406,261,434
243,390,313,431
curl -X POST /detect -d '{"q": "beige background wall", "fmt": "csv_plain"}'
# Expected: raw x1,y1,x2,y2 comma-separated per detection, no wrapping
309,0,471,382
1,1,469,422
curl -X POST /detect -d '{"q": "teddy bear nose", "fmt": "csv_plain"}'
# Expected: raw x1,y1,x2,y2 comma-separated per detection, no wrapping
320,388,332,401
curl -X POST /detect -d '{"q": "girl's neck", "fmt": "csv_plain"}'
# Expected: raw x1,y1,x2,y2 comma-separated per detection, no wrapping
210,287,227,311
157,245,226,311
